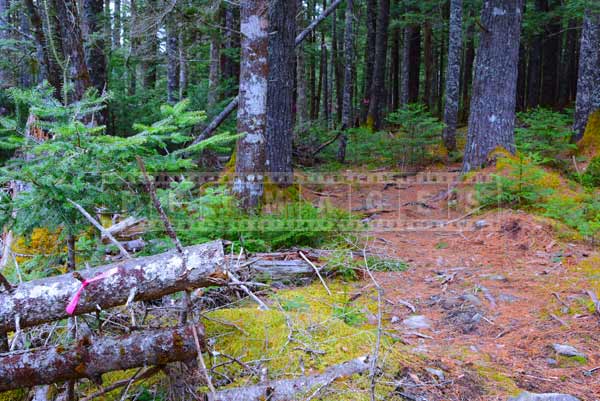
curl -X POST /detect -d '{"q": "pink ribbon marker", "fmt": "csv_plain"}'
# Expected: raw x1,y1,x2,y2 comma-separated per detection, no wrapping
66,267,119,315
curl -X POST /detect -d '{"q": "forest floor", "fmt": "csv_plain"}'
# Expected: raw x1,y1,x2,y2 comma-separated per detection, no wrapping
302,165,600,400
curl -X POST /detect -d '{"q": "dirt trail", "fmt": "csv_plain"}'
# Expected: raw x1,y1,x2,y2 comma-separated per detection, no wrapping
306,168,600,400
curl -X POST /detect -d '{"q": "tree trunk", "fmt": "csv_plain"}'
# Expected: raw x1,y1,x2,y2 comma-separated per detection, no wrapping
296,0,308,130
141,1,158,90
207,30,220,109
442,0,462,153
462,0,523,172
266,0,296,185
391,7,400,112
83,0,108,124
526,0,543,109
221,3,238,96
23,0,63,99
337,0,353,162
127,0,138,96
407,25,421,103
460,14,474,122
0,325,206,391
19,4,34,87
573,8,600,141
558,19,579,108
321,31,330,123
233,0,269,209
423,21,433,108
53,0,92,102
179,30,187,99
112,0,121,48
540,0,560,108
332,8,343,125
0,0,12,88
0,241,224,332
166,15,179,104
366,0,390,130
360,0,377,123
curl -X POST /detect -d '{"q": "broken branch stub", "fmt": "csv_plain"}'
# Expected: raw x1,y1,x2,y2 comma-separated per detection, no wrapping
0,241,225,332
0,324,206,391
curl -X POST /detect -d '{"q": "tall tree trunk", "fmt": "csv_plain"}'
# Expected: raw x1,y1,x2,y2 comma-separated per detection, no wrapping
19,4,33,87
266,0,296,184
166,15,179,104
462,0,523,172
112,0,121,48
400,26,410,105
540,0,560,107
321,31,330,123
573,8,600,141
337,0,353,162
516,39,527,111
233,0,268,209
332,8,343,125
179,30,187,99
423,20,433,108
127,0,138,96
526,0,543,109
141,1,157,90
360,0,377,123
391,11,400,111
460,14,474,122
53,0,92,102
558,19,578,108
23,0,63,98
442,0,462,153
366,0,390,130
207,30,220,109
221,2,238,96
0,0,12,88
407,25,421,103
83,0,108,125
296,0,308,130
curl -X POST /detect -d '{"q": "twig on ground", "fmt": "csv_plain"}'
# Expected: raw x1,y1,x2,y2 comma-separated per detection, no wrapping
363,250,382,401
80,366,162,401
68,199,131,259
227,270,270,310
299,251,331,296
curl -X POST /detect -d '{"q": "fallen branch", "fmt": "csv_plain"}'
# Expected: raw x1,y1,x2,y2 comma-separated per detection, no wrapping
206,356,369,401
0,241,225,332
79,366,162,401
102,217,146,241
0,324,206,391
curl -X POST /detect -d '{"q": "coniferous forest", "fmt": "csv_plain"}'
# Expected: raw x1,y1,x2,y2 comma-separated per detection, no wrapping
0,0,600,400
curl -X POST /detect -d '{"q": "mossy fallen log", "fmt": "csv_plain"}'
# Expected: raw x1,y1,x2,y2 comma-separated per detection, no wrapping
207,356,369,401
0,324,205,392
0,241,225,332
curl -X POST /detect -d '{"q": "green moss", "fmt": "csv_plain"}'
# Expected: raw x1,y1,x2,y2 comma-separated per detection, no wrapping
557,355,587,367
475,365,520,396
0,390,28,401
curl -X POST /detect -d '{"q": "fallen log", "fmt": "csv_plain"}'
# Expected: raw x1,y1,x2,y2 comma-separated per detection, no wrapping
0,240,225,332
0,324,205,391
207,356,369,401
101,217,146,241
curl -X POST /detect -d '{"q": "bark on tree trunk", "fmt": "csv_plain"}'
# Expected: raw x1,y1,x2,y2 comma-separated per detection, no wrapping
540,0,560,107
233,0,269,209
53,0,92,102
0,0,12,88
207,31,220,109
460,14,474,123
526,0,543,109
442,0,462,153
0,324,206,391
332,8,343,125
337,0,353,162
112,0,121,48
573,8,600,141
407,25,421,103
166,15,179,104
0,241,225,332
179,30,187,99
23,0,63,99
266,0,296,185
366,0,390,130
83,0,108,123
19,5,34,87
296,1,308,130
391,8,400,112
462,0,523,172
558,19,578,108
423,21,433,108
360,0,377,123
321,31,330,123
